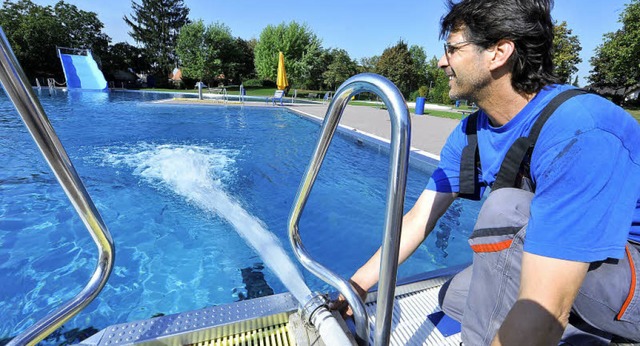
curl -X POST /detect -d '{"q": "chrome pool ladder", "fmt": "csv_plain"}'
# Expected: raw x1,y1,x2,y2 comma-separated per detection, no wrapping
0,27,115,346
289,73,411,346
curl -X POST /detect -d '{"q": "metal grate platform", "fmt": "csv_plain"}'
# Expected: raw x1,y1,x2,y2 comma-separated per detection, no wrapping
75,272,465,345
366,276,462,345
189,323,293,346
76,294,299,345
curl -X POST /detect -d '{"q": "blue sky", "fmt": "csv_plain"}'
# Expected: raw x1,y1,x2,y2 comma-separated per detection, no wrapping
31,0,632,85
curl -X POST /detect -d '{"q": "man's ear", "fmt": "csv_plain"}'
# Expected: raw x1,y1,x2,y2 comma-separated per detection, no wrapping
489,39,515,71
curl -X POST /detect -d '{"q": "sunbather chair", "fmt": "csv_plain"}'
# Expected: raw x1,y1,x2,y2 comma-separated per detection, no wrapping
267,90,285,106
322,91,333,104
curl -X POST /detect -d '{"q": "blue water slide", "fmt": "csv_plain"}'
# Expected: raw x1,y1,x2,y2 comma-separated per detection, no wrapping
59,52,108,91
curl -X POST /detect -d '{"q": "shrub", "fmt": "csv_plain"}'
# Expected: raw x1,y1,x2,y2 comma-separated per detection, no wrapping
170,80,185,89
418,85,428,97
409,90,420,101
181,76,197,89
241,79,263,87
241,79,277,88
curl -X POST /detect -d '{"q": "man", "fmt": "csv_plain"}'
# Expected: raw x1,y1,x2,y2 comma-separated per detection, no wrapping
334,0,640,344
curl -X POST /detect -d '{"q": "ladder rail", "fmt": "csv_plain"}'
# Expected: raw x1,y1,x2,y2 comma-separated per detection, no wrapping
0,27,115,346
288,73,411,346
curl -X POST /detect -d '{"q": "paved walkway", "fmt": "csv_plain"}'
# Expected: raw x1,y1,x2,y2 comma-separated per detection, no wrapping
285,103,461,158
164,97,461,158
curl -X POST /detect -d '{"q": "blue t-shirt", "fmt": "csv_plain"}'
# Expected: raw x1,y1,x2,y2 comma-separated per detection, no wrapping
426,84,640,261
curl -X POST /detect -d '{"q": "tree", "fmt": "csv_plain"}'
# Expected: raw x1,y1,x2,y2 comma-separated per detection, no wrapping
375,40,418,97
0,0,60,81
425,56,453,105
105,42,147,73
205,22,237,83
100,42,147,83
290,41,329,89
53,2,110,53
175,20,208,82
322,48,358,90
589,0,640,101
254,21,324,88
124,0,190,80
176,21,253,85
358,56,379,73
228,37,256,83
552,21,582,84
0,0,110,83
409,45,429,91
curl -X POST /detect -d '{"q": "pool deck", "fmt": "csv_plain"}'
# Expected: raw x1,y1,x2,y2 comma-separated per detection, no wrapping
285,102,460,158
164,97,461,158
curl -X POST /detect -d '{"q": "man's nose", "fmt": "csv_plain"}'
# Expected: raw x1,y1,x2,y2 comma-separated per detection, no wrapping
437,54,448,69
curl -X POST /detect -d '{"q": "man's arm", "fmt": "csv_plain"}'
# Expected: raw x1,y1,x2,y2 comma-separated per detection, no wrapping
491,252,589,345
349,189,457,299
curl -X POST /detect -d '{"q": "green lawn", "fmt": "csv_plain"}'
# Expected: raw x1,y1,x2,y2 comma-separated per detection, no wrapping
410,105,640,123
627,108,640,123
414,108,466,120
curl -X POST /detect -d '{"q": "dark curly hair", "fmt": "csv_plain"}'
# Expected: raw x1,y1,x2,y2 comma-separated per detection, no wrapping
440,0,561,94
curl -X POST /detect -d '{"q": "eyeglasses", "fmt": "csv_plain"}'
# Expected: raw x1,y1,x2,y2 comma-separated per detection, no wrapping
443,40,479,58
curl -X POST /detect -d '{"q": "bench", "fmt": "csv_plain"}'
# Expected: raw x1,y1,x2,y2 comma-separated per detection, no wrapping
458,107,478,116
322,91,333,104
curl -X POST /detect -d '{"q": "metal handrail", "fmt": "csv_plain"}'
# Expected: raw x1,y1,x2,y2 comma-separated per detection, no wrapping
288,73,411,346
0,27,115,346
56,46,91,57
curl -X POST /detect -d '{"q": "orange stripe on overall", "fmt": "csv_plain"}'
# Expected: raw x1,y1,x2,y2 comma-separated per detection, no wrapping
470,239,513,253
617,246,637,320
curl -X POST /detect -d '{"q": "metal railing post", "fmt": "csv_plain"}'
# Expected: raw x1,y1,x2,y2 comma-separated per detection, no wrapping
0,27,115,346
288,73,411,345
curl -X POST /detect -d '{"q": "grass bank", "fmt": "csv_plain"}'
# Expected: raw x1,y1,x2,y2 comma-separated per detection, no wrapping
627,108,640,123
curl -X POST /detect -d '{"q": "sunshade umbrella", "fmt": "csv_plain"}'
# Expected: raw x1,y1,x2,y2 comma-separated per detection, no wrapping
276,51,288,90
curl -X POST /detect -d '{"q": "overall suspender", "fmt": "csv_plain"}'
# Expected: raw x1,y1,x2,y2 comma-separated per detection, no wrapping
458,89,588,197
459,111,481,199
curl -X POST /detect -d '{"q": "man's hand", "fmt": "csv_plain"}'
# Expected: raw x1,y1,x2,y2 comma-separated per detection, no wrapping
492,252,589,345
329,190,456,319
328,279,368,318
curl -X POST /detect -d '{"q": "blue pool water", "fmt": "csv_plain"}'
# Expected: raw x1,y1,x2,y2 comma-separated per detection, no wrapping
0,90,481,341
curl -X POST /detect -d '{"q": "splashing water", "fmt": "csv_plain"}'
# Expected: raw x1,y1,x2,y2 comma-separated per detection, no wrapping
106,143,312,303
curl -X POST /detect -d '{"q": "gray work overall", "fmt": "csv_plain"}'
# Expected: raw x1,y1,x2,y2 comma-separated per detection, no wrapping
438,90,640,345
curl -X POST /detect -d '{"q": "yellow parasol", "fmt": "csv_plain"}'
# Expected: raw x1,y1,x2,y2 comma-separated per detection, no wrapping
276,51,288,90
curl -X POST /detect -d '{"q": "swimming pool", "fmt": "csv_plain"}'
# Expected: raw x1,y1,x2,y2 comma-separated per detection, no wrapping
0,90,481,342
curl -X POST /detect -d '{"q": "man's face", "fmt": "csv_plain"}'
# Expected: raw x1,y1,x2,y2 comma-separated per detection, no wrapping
438,30,491,102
